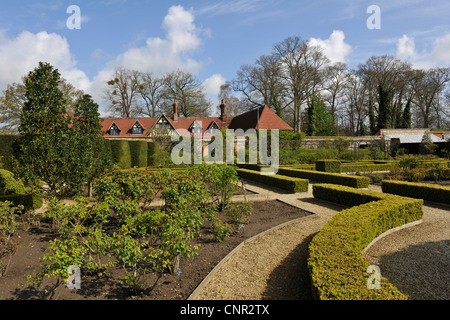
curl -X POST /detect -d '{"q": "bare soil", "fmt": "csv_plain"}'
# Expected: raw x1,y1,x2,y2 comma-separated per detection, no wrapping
0,200,312,300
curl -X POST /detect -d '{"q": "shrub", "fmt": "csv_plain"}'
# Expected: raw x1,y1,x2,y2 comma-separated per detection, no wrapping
188,164,240,210
0,169,25,196
0,202,21,276
382,180,450,205
315,160,341,173
237,169,309,193
277,168,370,189
309,184,423,300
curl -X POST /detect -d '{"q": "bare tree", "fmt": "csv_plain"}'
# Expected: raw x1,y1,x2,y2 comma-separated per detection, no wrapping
161,70,210,117
104,68,141,118
273,36,330,132
218,81,246,118
411,67,450,128
323,62,349,123
137,72,165,118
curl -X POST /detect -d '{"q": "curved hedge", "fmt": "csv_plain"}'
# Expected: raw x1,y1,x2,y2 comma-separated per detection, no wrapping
308,184,423,300
382,180,450,205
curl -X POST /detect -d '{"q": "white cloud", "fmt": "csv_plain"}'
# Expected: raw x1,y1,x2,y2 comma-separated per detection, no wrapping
88,5,208,112
395,33,450,69
99,5,204,76
203,74,227,97
308,30,352,64
397,34,417,60
432,33,450,65
0,30,91,91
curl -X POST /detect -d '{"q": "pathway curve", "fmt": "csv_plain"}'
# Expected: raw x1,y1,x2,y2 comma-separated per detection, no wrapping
189,182,345,300
189,182,450,300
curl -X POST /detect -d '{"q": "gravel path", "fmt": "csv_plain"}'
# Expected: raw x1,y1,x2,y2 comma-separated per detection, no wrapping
189,182,450,300
189,183,344,300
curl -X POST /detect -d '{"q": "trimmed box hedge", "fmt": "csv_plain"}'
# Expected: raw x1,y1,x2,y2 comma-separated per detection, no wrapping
0,192,44,211
129,140,148,168
315,160,341,173
309,184,423,300
382,180,450,205
277,168,370,189
147,142,160,166
110,140,132,169
237,168,309,193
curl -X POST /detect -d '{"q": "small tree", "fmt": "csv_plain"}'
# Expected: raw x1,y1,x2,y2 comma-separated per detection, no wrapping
305,94,336,136
71,94,112,197
419,131,437,155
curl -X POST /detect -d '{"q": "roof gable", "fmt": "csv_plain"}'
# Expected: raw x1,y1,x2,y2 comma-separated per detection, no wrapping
229,105,293,131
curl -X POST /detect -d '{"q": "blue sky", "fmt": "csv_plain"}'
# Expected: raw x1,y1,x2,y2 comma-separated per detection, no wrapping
0,0,449,114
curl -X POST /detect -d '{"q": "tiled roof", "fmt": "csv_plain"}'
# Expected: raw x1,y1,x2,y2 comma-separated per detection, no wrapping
228,106,293,132
101,104,293,138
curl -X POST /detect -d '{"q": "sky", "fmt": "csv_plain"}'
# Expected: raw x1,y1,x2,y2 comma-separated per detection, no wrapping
0,0,449,116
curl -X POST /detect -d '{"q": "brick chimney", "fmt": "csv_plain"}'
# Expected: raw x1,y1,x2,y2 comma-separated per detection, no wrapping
220,99,227,123
173,99,178,122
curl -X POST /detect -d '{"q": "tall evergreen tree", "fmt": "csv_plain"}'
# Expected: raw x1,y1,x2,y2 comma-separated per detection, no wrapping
368,100,377,135
16,62,71,195
377,85,393,131
401,100,412,129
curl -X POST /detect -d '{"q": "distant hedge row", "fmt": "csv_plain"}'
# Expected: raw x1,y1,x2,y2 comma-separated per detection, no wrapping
277,168,370,189
382,180,450,205
309,184,423,300
0,135,160,170
237,168,309,193
84,139,160,169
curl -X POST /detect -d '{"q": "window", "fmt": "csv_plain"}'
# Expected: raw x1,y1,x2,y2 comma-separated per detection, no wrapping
109,124,120,136
207,122,219,135
191,121,202,135
131,122,144,135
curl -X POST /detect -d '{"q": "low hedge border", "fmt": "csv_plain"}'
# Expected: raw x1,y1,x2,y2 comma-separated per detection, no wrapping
0,192,44,212
382,180,450,205
236,168,309,193
315,160,341,173
308,184,423,300
277,168,370,189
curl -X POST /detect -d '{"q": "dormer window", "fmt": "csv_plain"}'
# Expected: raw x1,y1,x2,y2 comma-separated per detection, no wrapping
207,122,220,135
190,121,202,135
131,121,144,135
108,123,120,136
